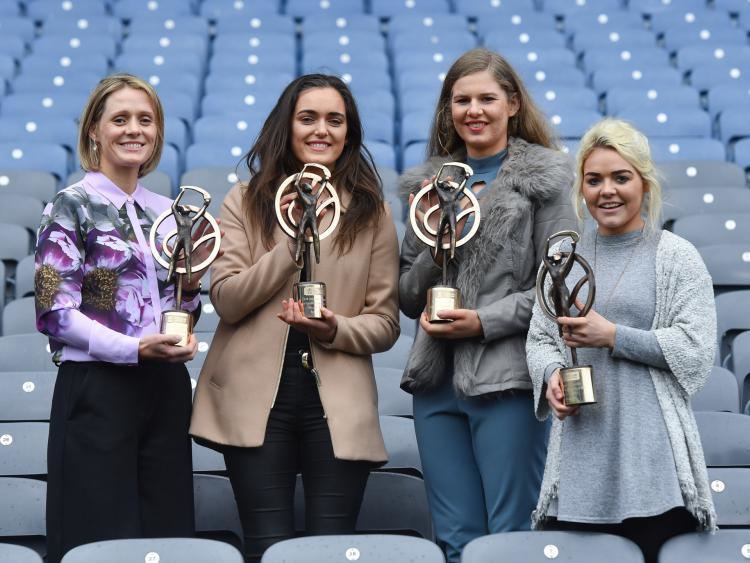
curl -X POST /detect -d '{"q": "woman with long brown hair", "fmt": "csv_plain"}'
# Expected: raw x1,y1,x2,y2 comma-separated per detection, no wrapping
399,48,576,562
190,74,400,562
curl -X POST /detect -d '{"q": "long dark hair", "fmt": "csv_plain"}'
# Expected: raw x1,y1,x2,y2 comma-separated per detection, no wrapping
428,48,554,157
243,74,383,253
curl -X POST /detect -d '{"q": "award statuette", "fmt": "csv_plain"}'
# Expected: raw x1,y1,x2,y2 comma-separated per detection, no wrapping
149,185,221,346
409,162,481,323
536,230,597,407
274,163,341,319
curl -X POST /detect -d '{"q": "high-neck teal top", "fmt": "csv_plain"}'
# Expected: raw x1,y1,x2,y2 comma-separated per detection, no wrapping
461,148,508,236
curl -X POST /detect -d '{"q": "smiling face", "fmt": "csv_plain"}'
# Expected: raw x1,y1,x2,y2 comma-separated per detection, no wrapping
290,86,347,169
89,86,157,181
583,147,647,236
450,70,519,159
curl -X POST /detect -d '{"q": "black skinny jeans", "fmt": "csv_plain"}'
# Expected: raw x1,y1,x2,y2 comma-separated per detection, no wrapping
223,351,371,563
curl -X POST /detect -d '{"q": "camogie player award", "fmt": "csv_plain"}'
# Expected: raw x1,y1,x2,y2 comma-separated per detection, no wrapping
274,163,341,319
536,230,597,407
149,185,221,346
409,162,480,323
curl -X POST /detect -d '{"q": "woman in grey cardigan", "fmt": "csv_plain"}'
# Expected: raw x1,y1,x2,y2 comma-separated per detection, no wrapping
399,49,576,563
527,118,717,563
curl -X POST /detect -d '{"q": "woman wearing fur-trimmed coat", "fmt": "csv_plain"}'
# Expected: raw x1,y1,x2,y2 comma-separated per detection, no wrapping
398,49,576,563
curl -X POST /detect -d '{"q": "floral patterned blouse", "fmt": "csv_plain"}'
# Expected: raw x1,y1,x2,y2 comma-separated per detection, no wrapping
35,172,200,365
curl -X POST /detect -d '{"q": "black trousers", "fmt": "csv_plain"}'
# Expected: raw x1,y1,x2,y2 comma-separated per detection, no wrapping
46,361,194,563
223,351,371,563
546,507,698,563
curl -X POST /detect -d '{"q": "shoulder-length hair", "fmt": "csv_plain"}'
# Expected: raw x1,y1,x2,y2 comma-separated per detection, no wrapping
427,48,554,157
78,73,164,178
574,118,662,232
242,74,383,253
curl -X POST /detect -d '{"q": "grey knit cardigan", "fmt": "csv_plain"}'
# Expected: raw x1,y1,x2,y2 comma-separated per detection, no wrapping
526,229,718,531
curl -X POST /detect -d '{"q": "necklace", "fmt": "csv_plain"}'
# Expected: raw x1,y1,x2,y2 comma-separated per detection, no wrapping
593,229,645,317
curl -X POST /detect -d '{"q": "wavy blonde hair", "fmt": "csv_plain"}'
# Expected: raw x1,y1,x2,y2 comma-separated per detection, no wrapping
574,118,662,231
78,73,164,178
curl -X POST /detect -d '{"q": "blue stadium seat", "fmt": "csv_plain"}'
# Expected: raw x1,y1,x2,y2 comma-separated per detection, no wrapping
454,0,536,17
61,538,244,563
15,254,37,300
691,366,740,413
39,14,122,36
213,14,295,35
591,67,683,94
572,27,657,53
660,529,750,563
400,112,432,149
733,331,750,409
262,535,442,563
339,70,392,92
696,412,750,466
0,54,14,82
0,544,41,563
0,2,21,16
0,171,58,203
0,477,46,542
0,35,29,62
366,141,397,171
663,26,748,53
2,296,38,337
629,0,708,15
650,7,734,35
370,0,450,17
698,243,750,292
530,86,599,113
164,116,189,154
676,44,750,72
719,108,750,143
0,17,35,42
193,115,262,147
393,50,462,78
562,10,644,36
391,29,475,53
690,62,750,92
715,0,750,10
581,46,669,75
209,51,295,75
160,90,198,122
214,33,296,56
548,109,602,139
0,333,56,371
543,0,623,16
204,71,293,96
708,84,750,119
21,52,109,76
0,117,77,150
403,142,428,171
734,138,750,171
673,213,750,247
32,34,118,62
355,90,396,120
650,138,726,161
303,50,388,75
200,91,279,118
605,85,700,114
146,72,202,101
0,143,69,180
616,107,711,137
201,0,280,18
111,0,197,19
399,88,439,117
286,0,364,17
362,111,395,145
375,366,413,415
502,47,577,70
302,13,380,32
475,12,557,36
389,13,470,34
26,0,107,21
126,15,210,36
397,71,445,95
121,33,208,58
186,143,247,171
658,160,746,189
662,188,750,228
463,531,643,563
484,29,566,51
11,71,100,96
115,52,203,79
517,65,587,89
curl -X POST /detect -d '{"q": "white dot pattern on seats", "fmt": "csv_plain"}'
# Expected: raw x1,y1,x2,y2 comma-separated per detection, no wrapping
23,381,35,392
244,74,256,85
703,193,714,203
725,220,737,230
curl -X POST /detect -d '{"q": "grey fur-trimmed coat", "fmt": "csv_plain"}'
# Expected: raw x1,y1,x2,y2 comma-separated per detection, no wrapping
399,137,576,396
527,230,718,531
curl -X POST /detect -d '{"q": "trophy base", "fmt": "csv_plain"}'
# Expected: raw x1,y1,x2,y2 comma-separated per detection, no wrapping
160,309,193,347
427,285,461,323
560,365,596,406
293,281,326,319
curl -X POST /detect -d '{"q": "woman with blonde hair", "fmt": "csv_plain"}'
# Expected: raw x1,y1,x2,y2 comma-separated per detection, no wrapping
37,74,205,562
527,118,717,563
399,48,576,562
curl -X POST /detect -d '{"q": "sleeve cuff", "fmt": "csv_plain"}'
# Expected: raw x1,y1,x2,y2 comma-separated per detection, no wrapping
544,362,565,384
88,320,140,364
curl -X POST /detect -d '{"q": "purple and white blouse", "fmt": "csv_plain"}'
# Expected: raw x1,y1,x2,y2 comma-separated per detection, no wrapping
35,172,200,365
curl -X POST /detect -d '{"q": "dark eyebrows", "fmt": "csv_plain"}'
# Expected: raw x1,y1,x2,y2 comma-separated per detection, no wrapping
296,109,345,119
583,169,633,177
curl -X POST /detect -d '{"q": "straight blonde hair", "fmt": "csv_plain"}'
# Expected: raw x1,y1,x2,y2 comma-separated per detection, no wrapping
574,118,662,231
78,73,164,178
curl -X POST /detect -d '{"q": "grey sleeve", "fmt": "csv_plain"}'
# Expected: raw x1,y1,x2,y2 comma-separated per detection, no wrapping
398,226,443,319
612,324,669,370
